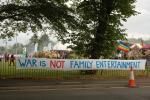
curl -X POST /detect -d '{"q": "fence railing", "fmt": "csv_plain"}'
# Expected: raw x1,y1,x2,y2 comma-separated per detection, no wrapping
0,59,149,80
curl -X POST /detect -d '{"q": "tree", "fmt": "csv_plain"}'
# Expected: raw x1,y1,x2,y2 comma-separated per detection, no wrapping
0,0,138,59
25,43,35,54
0,46,6,54
11,43,24,54
28,33,39,52
61,0,138,59
30,34,39,45
38,34,50,51
49,40,57,50
0,0,79,38
29,33,57,52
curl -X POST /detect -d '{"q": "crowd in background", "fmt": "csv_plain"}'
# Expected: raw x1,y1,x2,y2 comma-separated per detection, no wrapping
0,50,69,64
0,53,15,66
32,50,69,59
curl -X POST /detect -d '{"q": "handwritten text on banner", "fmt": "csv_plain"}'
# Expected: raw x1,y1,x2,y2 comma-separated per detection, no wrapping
16,58,146,70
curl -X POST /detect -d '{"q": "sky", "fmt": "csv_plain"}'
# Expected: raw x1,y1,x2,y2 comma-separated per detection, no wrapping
0,0,150,48
123,0,150,39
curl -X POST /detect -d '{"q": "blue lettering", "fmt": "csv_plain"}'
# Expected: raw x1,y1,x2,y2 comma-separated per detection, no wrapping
137,62,140,68
70,61,93,69
103,61,107,67
96,61,103,68
88,61,93,68
74,61,80,68
107,61,111,68
26,59,32,67
32,59,37,67
70,61,74,68
121,62,127,69
131,62,140,68
40,60,46,67
126,62,131,68
79,61,84,68
111,61,117,68
18,59,27,67
116,62,121,68
18,59,38,67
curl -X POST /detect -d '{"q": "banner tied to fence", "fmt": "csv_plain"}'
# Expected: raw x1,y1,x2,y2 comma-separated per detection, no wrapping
16,58,146,70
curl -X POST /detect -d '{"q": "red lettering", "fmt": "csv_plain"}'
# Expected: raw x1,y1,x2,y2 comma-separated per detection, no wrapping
50,60,65,69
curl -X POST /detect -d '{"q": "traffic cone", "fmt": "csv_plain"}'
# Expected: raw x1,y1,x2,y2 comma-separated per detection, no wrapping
128,67,136,88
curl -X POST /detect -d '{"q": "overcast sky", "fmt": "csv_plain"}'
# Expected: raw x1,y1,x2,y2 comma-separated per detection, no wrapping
123,0,150,39
0,0,150,47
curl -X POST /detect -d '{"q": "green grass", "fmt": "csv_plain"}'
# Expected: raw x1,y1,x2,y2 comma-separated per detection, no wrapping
0,60,149,80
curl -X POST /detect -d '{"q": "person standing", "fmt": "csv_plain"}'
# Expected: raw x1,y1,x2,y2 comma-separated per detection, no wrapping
9,54,15,66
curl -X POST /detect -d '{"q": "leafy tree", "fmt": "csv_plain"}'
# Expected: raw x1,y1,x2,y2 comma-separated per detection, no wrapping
49,40,57,50
28,33,58,52
0,0,79,38
28,33,39,53
61,0,138,59
30,34,39,45
0,0,138,59
25,43,35,54
11,43,24,54
0,46,6,54
38,34,50,51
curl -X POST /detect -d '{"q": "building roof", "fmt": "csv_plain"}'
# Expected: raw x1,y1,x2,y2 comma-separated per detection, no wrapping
143,44,150,49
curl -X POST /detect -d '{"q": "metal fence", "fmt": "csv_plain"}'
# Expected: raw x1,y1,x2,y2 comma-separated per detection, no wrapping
0,59,150,80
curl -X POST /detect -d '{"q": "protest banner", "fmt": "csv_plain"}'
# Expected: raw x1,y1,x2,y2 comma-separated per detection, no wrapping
16,58,146,70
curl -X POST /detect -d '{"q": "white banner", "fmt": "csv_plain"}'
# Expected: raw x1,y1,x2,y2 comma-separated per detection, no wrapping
16,58,146,70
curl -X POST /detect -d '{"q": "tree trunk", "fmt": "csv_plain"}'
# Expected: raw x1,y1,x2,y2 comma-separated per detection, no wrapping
88,1,114,74
90,0,114,59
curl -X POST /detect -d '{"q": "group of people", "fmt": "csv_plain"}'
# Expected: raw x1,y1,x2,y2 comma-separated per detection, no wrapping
32,50,69,59
4,53,15,66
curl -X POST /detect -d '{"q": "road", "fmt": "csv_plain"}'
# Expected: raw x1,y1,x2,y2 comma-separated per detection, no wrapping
1,79,150,100
1,87,150,100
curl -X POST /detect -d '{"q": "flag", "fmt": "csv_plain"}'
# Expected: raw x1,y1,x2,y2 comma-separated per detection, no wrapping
117,40,130,52
117,44,130,52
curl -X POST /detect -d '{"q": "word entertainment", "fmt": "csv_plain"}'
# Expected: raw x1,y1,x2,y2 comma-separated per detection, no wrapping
16,58,146,70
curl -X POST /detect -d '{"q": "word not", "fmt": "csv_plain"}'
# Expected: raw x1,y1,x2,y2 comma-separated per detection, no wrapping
50,60,65,69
